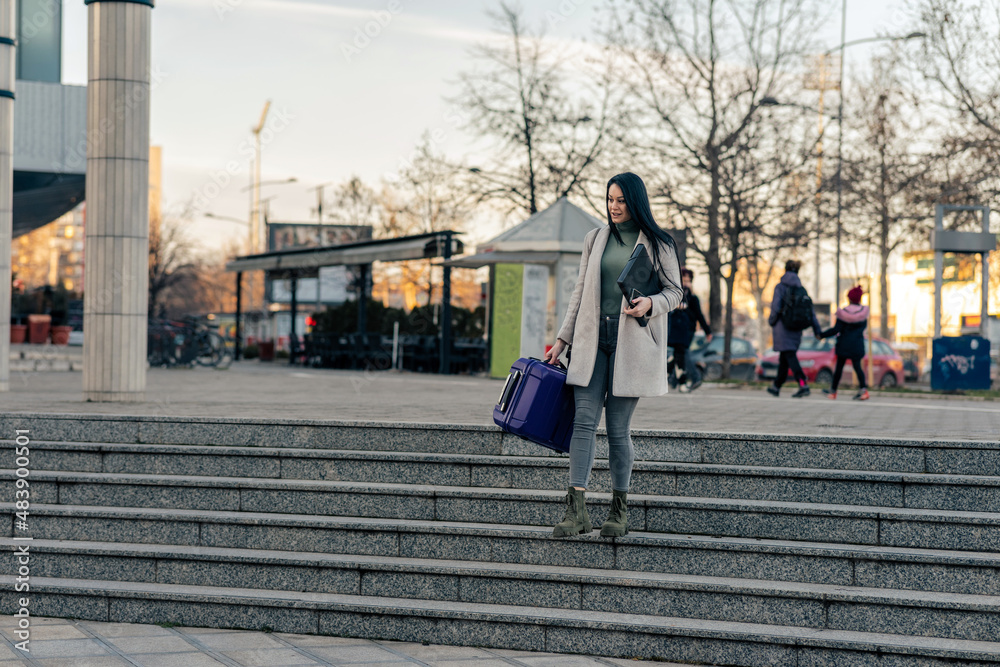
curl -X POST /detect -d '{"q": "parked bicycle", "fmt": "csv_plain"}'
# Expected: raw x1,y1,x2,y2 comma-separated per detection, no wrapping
148,317,229,368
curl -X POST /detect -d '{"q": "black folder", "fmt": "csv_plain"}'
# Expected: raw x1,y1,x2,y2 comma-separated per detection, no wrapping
616,244,661,327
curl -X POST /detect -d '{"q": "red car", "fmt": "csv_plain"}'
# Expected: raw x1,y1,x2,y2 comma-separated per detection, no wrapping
756,337,906,388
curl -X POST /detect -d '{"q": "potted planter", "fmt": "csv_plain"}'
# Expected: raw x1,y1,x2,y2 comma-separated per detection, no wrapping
258,340,275,362
50,325,72,345
10,324,27,344
27,314,51,345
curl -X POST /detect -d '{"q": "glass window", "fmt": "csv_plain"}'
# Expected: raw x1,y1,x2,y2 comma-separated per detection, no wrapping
800,338,831,351
16,0,62,83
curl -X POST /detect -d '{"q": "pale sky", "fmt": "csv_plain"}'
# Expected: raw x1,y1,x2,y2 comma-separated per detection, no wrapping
59,0,912,255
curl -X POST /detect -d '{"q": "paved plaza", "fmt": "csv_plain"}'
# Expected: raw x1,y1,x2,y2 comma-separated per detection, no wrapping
3,361,999,665
3,360,999,441
0,616,689,666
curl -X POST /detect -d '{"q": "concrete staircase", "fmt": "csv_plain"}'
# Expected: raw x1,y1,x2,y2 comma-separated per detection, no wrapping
8,344,82,372
3,413,1000,665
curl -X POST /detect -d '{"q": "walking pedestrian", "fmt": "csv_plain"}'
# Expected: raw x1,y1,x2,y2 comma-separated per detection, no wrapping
819,285,870,401
766,260,821,398
543,172,684,538
668,268,712,391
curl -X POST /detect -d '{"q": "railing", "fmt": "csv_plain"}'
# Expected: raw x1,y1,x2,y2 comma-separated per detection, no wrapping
303,333,487,374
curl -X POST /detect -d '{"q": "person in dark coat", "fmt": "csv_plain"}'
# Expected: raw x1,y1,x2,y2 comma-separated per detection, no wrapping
766,260,821,398
818,285,870,401
668,268,712,390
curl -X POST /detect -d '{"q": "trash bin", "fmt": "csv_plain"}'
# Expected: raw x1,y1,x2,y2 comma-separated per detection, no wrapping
931,336,992,391
258,340,275,362
27,314,51,345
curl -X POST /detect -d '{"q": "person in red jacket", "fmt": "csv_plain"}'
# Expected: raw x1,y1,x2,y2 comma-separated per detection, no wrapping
818,285,870,400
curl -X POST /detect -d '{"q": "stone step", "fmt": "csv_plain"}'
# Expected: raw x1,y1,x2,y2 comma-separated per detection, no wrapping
5,413,1000,472
11,473,1000,551
4,576,1000,665
9,538,1000,643
9,344,83,361
18,441,1000,506
9,358,80,372
12,504,1000,595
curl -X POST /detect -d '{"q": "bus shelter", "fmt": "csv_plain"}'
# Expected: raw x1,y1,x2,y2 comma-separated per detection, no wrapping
225,231,463,372
443,198,603,378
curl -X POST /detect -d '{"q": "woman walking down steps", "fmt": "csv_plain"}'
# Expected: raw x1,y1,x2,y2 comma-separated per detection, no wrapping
543,172,684,538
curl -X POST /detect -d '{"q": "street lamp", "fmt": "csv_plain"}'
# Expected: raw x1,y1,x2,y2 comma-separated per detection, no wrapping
758,95,839,299
205,212,249,227
759,97,838,117
310,182,333,227
230,175,295,346
205,211,253,361
829,15,926,307
239,177,298,192
310,182,333,311
238,178,297,253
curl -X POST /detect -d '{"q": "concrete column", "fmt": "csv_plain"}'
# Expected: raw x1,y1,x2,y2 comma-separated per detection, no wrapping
0,0,14,393
83,0,154,402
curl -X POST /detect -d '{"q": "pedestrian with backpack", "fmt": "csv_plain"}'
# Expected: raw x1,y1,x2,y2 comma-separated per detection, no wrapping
766,260,821,398
818,285,870,401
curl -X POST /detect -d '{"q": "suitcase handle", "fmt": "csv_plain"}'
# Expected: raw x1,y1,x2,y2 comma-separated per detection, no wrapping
497,370,521,413
529,357,567,371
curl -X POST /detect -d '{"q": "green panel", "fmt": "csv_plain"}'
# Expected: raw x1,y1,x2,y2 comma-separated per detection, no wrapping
490,264,523,378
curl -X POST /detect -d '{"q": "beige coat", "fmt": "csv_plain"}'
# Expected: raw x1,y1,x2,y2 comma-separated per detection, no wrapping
556,225,684,397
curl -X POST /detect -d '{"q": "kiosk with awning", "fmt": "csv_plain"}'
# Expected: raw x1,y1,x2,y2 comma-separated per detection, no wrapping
443,198,603,378
225,231,463,371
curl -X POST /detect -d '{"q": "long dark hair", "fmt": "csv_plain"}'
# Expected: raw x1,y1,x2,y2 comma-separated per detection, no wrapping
606,172,682,292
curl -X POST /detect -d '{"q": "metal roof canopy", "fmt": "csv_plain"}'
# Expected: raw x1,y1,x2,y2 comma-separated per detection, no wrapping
224,230,464,374
224,230,464,275
440,197,602,268
443,251,561,268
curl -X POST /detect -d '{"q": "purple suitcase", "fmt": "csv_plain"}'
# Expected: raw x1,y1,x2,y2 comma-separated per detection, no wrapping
493,357,575,453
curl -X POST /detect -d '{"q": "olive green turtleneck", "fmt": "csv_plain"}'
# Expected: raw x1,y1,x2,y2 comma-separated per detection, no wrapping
600,218,641,317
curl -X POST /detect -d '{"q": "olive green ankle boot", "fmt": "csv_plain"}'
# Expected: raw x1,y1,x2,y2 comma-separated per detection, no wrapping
552,487,593,537
600,490,629,537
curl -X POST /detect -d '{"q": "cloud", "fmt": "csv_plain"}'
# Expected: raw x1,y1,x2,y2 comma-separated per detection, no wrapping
170,0,600,53
234,0,499,45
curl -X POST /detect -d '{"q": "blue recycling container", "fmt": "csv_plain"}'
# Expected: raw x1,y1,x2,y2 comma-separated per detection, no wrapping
931,336,992,391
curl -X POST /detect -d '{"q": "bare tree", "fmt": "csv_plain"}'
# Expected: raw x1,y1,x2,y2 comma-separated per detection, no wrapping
383,136,474,305
199,238,246,316
909,0,1000,143
906,0,1000,204
326,176,385,234
743,249,785,355
391,135,474,236
452,1,623,218
148,208,204,319
716,109,816,374
841,51,941,339
603,0,824,332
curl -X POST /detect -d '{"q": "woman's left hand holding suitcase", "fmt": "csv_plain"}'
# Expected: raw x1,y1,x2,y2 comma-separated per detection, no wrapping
543,339,568,365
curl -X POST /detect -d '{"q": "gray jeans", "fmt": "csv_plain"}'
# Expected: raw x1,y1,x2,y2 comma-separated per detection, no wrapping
568,316,639,491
